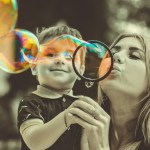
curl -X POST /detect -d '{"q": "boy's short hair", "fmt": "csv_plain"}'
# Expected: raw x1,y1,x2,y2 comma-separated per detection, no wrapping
36,24,85,65
36,24,83,44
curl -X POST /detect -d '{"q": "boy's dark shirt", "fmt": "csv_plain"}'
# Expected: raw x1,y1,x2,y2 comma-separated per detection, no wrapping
17,90,82,150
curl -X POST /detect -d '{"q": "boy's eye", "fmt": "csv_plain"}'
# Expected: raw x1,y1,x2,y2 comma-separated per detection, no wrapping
42,51,74,60
45,53,55,57
65,55,73,61
64,55,73,61
63,51,73,59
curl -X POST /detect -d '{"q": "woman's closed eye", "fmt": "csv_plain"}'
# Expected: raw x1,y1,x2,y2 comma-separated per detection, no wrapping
129,47,145,60
129,52,141,60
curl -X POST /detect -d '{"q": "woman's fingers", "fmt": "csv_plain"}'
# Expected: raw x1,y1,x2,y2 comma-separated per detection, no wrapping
66,112,98,131
67,107,110,128
65,96,110,133
77,95,100,109
68,107,98,125
92,108,110,123
71,100,95,114
77,95,109,117
69,99,110,122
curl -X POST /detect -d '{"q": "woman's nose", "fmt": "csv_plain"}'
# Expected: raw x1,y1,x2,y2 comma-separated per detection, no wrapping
113,52,125,64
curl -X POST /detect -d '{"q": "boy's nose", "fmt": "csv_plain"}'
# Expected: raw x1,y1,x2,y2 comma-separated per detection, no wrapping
54,58,65,65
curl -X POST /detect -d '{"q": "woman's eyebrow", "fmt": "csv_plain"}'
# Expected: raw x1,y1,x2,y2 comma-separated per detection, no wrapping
111,45,121,50
129,47,144,53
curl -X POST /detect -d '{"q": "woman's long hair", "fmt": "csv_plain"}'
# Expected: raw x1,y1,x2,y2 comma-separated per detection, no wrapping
98,33,150,149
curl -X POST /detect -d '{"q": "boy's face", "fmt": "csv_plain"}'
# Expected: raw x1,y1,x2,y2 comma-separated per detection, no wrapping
31,37,85,90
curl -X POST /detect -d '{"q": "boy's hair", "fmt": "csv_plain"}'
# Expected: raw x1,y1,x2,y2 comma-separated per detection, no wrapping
36,24,85,65
36,24,83,44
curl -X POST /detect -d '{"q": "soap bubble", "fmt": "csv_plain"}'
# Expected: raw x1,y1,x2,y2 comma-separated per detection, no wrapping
0,0,18,37
0,29,39,73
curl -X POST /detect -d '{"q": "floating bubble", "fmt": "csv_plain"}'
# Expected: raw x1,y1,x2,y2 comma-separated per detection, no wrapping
38,34,87,63
0,0,18,37
0,29,39,73
72,40,113,82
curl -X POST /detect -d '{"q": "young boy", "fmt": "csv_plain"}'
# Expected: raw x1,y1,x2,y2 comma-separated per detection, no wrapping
17,24,85,150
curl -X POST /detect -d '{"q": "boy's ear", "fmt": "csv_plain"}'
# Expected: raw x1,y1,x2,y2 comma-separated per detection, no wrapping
77,65,85,80
80,64,85,76
30,64,37,76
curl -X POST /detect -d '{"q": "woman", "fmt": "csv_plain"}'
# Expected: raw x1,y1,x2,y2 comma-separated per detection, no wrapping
67,33,150,150
98,33,150,149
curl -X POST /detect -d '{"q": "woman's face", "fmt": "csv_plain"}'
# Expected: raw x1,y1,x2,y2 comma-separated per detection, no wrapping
101,37,148,100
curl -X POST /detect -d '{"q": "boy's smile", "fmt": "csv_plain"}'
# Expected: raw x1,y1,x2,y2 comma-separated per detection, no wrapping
50,69,68,73
37,59,79,90
31,52,84,91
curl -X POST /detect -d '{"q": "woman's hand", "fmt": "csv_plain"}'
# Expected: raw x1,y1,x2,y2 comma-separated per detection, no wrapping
64,96,110,150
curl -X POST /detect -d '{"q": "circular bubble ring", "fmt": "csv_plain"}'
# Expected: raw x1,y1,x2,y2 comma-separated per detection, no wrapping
72,40,113,82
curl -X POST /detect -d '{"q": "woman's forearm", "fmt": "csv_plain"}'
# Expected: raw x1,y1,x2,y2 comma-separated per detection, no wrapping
80,129,90,150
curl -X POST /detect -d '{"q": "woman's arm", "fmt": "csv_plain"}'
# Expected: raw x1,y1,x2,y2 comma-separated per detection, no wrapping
65,96,110,150
80,129,89,150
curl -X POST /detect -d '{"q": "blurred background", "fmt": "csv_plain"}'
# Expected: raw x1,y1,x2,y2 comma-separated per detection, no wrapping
0,0,150,149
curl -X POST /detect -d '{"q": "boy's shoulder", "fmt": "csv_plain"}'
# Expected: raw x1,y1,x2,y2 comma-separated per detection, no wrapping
23,92,40,99
20,93,43,104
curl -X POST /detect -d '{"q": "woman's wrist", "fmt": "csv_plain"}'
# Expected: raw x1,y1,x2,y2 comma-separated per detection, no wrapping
64,111,70,130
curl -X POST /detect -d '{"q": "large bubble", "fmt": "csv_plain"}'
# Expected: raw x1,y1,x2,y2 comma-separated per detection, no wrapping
0,0,18,37
38,35,85,62
0,29,39,73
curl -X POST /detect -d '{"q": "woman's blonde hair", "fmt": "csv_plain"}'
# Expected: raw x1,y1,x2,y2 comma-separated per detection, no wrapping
98,33,150,149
